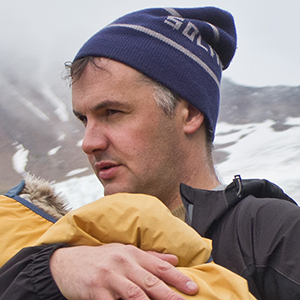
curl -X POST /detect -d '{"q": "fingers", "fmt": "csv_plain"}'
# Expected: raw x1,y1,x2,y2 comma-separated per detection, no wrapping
146,251,179,266
144,249,199,295
156,259,198,295
119,245,198,298
111,276,149,300
109,268,187,300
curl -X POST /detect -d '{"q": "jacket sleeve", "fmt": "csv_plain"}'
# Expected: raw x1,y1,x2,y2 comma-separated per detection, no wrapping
0,244,67,300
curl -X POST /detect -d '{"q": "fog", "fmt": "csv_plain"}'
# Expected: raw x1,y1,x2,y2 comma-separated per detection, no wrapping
1,0,300,87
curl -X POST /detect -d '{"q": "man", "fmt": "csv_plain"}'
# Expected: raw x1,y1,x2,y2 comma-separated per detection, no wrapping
1,6,300,300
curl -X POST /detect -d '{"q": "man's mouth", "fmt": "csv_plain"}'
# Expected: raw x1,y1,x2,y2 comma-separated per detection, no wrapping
95,161,120,180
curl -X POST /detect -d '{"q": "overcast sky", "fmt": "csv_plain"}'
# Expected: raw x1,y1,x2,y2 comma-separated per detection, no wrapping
1,0,299,87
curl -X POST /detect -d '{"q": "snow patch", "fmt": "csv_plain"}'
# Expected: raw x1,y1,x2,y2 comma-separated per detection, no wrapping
12,144,29,176
285,117,300,126
48,146,61,156
66,168,89,177
54,175,104,210
58,133,66,141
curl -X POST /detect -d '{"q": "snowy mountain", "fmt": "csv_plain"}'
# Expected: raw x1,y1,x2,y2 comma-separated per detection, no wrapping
215,80,300,205
1,61,299,208
0,60,90,193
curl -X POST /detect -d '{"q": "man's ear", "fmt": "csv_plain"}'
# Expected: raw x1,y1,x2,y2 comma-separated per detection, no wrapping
182,102,205,134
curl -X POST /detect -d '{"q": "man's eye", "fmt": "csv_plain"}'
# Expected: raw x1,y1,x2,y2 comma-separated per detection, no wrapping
78,116,87,125
107,109,121,115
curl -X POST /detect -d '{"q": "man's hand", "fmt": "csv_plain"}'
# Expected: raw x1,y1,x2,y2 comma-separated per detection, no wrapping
50,243,198,299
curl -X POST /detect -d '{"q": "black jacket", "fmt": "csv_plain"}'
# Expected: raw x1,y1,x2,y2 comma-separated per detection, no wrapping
181,175,300,300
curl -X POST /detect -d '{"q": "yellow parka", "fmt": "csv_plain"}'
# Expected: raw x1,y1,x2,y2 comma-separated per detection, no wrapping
0,195,55,267
0,178,67,267
34,193,256,300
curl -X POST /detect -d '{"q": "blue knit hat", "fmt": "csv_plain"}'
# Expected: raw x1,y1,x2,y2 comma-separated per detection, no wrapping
74,7,237,138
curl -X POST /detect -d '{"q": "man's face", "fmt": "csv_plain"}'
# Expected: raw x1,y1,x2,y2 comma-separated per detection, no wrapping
72,58,187,206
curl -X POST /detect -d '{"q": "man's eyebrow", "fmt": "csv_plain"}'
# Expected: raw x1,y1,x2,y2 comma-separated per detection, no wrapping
73,100,129,117
92,100,129,111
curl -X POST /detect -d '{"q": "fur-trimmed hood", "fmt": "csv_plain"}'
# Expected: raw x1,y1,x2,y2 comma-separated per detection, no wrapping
19,175,70,219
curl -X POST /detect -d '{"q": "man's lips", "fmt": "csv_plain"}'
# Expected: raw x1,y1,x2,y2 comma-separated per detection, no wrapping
94,161,121,180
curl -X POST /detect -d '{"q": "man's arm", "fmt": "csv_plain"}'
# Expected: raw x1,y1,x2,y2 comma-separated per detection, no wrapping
0,244,198,300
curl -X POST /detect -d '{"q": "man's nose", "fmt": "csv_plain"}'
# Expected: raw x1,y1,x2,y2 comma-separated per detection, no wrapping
81,122,109,155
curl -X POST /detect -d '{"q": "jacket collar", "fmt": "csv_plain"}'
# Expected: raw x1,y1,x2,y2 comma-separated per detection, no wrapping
180,175,297,237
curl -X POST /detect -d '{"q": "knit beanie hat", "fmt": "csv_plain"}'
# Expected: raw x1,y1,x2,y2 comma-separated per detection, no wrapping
74,7,237,138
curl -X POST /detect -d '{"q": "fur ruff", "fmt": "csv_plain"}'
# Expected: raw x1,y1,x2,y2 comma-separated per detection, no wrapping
20,175,70,220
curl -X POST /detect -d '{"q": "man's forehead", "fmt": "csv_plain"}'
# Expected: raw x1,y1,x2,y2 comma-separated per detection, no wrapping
71,58,155,113
72,57,147,88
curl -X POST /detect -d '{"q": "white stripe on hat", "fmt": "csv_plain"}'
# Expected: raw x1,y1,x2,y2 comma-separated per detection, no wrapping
163,7,183,17
107,23,221,88
207,23,220,44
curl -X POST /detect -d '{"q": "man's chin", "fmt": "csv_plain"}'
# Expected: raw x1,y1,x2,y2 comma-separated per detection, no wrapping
103,181,149,197
103,183,131,196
